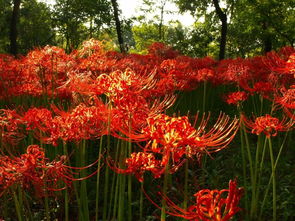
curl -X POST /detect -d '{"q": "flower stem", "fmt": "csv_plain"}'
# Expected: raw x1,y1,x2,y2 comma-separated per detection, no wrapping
268,138,276,221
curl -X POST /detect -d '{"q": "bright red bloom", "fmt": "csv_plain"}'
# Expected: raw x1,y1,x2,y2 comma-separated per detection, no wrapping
142,113,239,159
148,42,179,59
242,114,294,137
110,113,239,181
107,152,163,182
0,109,24,145
43,103,108,145
276,86,295,109
145,179,243,221
0,145,99,197
224,91,248,105
22,108,53,131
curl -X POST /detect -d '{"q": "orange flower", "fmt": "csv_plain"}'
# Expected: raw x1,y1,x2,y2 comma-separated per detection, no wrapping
145,179,243,221
242,114,294,137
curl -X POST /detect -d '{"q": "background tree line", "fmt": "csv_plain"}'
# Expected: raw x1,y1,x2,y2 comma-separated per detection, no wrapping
0,0,294,59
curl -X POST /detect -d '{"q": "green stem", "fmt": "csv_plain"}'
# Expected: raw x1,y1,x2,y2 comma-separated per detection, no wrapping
183,160,189,211
140,182,144,221
242,124,255,219
95,136,104,221
239,126,249,217
80,140,90,221
259,133,288,220
127,141,132,221
268,138,276,221
12,189,23,221
161,164,169,221
63,143,69,221
44,189,50,221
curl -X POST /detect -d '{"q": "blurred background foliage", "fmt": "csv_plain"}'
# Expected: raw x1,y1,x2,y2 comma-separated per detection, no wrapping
0,0,294,58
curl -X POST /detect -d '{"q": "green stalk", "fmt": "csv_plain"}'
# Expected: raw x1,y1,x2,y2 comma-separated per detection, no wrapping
267,138,276,221
80,140,90,221
118,139,128,221
44,191,50,221
241,124,255,219
254,137,267,208
251,134,263,218
239,126,249,217
108,138,121,220
12,189,23,221
140,182,144,221
127,118,132,221
183,160,189,212
259,133,288,220
112,172,120,220
103,109,112,221
95,136,104,221
127,146,132,221
161,164,169,221
63,143,69,221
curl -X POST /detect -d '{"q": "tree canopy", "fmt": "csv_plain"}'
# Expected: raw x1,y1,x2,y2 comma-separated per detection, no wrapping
0,0,294,57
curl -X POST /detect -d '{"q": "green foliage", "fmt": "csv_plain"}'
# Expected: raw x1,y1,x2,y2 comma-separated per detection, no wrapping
0,0,12,53
52,0,112,52
18,0,54,53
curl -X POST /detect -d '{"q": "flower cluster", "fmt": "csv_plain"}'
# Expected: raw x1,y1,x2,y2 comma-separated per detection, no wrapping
0,145,71,196
109,113,239,181
242,114,294,137
145,179,243,221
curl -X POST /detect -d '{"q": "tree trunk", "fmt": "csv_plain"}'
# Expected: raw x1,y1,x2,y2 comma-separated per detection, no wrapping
158,1,166,41
263,35,272,53
10,0,21,56
111,0,125,53
212,0,227,60
262,22,272,53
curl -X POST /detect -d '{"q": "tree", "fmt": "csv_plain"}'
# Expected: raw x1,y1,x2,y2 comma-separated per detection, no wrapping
9,0,21,56
0,0,11,53
53,0,112,52
174,0,232,60
18,0,54,53
137,0,174,41
228,0,295,56
110,0,125,52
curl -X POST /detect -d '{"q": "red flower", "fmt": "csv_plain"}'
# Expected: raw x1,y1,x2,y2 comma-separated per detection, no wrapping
145,179,243,221
0,109,24,145
276,86,295,109
107,152,163,182
0,145,99,197
224,91,248,105
242,114,294,137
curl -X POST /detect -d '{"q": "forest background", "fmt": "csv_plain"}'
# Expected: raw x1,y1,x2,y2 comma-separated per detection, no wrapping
1,0,294,59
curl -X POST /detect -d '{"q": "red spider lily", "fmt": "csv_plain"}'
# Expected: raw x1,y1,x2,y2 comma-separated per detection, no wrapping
59,71,106,96
264,47,295,75
109,113,239,181
148,42,179,59
275,86,295,109
22,108,53,132
196,68,215,82
111,93,176,140
75,38,106,58
0,109,24,145
107,152,164,182
242,114,294,137
144,179,243,221
0,145,100,197
224,91,248,105
142,113,240,158
43,103,108,145
285,53,295,76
